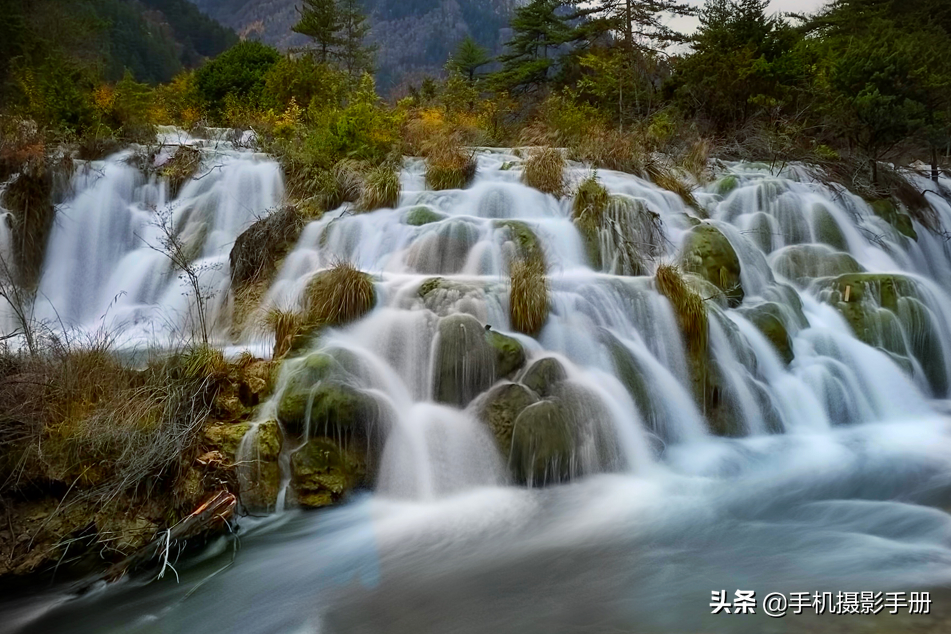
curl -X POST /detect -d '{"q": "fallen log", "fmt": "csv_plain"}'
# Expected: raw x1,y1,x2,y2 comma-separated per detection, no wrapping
100,491,236,584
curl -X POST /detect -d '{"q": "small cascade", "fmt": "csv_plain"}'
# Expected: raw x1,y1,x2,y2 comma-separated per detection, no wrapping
27,137,283,346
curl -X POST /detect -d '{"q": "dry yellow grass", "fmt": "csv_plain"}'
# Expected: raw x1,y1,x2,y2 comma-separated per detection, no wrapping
522,146,566,196
510,257,549,337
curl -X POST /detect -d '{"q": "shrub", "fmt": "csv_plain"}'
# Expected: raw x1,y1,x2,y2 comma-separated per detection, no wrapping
522,146,566,196
195,41,281,119
570,128,648,176
305,261,376,327
357,163,401,211
266,308,306,359
510,257,549,337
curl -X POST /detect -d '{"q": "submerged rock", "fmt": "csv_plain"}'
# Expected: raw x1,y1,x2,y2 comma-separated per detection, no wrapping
487,330,526,379
404,205,447,226
812,204,848,251
817,273,949,396
771,244,864,283
509,400,574,486
680,223,744,307
871,199,917,241
743,302,794,365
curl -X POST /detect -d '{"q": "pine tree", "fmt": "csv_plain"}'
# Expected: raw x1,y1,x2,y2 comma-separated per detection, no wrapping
494,0,573,93
337,0,377,82
292,0,343,63
450,35,491,82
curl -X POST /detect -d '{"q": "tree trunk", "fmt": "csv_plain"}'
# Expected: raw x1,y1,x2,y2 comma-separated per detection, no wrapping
871,159,878,186
625,0,633,51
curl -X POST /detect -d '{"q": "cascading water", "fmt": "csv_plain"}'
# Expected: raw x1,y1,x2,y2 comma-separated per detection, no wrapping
8,142,951,633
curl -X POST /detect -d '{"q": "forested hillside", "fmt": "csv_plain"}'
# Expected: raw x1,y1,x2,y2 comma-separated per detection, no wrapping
0,0,235,87
188,0,520,90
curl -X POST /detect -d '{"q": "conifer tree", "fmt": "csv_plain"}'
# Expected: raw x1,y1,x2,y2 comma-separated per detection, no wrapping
292,0,343,63
450,35,491,82
494,0,573,93
338,0,377,82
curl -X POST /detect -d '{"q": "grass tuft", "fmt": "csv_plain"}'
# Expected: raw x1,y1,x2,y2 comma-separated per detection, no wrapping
522,146,566,196
266,308,307,359
572,175,610,236
425,139,477,190
161,145,203,199
510,257,549,338
655,264,707,361
357,163,401,211
646,162,700,211
230,205,307,289
305,260,376,327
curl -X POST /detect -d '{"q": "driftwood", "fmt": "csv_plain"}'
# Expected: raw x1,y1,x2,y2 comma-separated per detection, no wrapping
100,491,236,584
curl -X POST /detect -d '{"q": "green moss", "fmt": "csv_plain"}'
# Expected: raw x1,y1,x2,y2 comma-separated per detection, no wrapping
744,302,794,365
497,220,544,266
277,380,375,437
812,204,848,251
404,206,446,226
716,174,739,196
479,383,539,456
486,330,526,378
871,199,918,241
291,437,366,508
237,420,283,513
680,223,744,307
204,422,252,460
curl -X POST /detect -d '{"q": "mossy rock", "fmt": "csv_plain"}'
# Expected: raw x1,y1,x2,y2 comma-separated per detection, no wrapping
715,174,739,196
771,244,864,283
680,223,744,307
819,273,948,396
277,380,376,437
487,330,526,379
479,383,539,456
870,199,917,241
433,314,526,406
404,206,446,226
417,277,487,318
290,437,366,508
405,219,481,274
204,422,252,460
743,302,794,365
433,314,497,407
496,220,544,266
521,357,567,398
237,420,283,513
510,400,574,486
812,204,848,251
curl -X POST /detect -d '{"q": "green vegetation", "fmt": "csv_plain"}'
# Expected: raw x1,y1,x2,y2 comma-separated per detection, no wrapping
357,163,401,211
425,139,478,190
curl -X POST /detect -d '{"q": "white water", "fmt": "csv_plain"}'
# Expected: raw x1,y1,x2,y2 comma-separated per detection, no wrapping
7,142,951,632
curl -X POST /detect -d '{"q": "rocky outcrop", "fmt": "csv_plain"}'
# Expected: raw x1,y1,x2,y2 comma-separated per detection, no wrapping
290,438,367,508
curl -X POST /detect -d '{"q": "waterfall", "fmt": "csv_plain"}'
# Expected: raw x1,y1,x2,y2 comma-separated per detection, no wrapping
9,140,951,633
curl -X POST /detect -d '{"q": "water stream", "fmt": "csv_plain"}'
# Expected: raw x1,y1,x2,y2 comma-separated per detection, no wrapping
5,138,951,632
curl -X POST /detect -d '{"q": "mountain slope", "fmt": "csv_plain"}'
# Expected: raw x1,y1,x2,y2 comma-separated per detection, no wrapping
188,0,520,91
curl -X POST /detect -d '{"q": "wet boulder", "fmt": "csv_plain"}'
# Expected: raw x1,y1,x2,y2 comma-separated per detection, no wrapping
509,400,574,486
743,302,794,365
812,204,848,251
520,357,567,398
478,382,539,454
433,314,526,406
680,223,744,307
770,244,864,284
